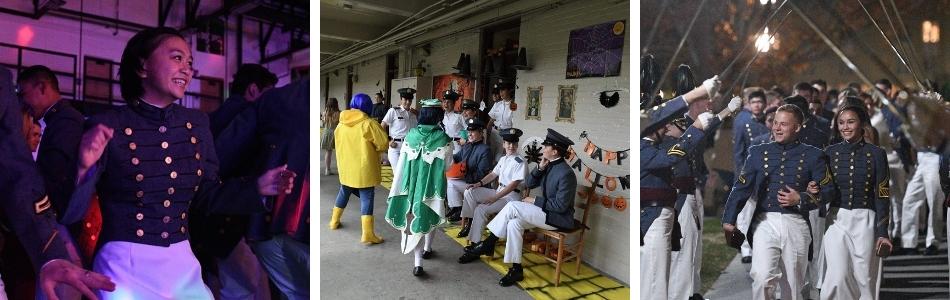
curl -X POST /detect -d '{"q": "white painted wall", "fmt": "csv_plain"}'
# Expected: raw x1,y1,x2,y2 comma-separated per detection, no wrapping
319,0,631,285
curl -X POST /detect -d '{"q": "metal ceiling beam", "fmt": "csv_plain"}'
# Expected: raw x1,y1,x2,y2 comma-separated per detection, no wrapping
259,20,277,63
159,0,176,27
185,0,203,28
340,0,415,17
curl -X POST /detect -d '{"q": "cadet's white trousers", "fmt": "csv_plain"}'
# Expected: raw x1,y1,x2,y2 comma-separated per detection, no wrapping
900,152,944,248
669,192,703,300
749,212,811,300
738,197,757,257
463,187,519,243
641,207,673,300
486,201,554,264
820,208,881,300
447,179,468,208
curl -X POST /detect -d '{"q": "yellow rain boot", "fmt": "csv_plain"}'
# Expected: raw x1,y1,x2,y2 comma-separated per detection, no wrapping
360,215,384,244
328,207,344,230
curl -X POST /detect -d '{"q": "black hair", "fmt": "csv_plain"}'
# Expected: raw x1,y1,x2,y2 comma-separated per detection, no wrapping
120,27,186,103
776,103,805,124
875,79,892,90
418,106,444,126
748,90,766,103
794,82,814,93
17,65,60,91
230,64,277,96
782,95,810,117
832,105,872,142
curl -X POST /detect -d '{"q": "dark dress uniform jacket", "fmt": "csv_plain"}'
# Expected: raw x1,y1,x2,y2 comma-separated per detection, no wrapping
62,101,266,248
216,80,310,243
733,109,769,173
722,140,835,252
824,140,890,238
525,158,576,230
454,140,492,184
36,100,84,217
0,65,69,269
192,94,254,257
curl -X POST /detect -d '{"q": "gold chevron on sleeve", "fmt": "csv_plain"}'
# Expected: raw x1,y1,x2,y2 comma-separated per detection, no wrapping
819,166,832,186
667,144,686,157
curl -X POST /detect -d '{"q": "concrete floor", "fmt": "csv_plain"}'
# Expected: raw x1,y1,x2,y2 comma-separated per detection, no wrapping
319,171,532,299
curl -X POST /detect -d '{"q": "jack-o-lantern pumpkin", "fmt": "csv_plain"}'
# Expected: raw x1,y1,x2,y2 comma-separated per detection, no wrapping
614,196,627,211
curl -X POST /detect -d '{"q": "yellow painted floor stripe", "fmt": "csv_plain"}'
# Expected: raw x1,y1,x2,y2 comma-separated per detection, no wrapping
380,166,628,299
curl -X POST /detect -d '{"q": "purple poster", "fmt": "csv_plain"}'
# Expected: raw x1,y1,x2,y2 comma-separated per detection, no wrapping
566,20,626,79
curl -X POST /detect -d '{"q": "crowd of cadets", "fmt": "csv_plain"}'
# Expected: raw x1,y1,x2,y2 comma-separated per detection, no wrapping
640,55,950,300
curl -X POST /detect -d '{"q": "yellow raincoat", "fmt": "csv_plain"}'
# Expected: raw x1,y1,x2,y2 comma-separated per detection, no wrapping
334,109,388,188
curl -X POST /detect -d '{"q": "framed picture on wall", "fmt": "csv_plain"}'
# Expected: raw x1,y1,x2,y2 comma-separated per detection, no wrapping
526,86,542,120
556,85,576,123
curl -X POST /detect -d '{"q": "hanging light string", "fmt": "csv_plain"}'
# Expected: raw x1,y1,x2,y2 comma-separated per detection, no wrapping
855,0,927,91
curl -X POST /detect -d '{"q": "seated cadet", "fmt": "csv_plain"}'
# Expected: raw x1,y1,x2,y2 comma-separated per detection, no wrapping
455,128,525,249
446,119,492,222
460,128,576,287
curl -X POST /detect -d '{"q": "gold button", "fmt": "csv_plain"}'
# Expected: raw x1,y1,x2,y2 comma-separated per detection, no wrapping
136,229,144,237
135,174,144,182
163,216,171,223
165,157,172,164
161,142,169,149
163,200,171,207
170,171,178,179
161,232,169,239
136,213,144,221
194,186,200,192
780,173,784,176
124,128,132,135
197,169,203,177
181,212,187,219
180,226,186,233
159,126,167,133
195,153,201,160
764,164,769,169
132,157,140,165
86,222,92,228
136,191,144,198
186,122,193,129
191,137,197,144
167,187,175,195
129,142,137,150
764,157,769,161
850,166,854,170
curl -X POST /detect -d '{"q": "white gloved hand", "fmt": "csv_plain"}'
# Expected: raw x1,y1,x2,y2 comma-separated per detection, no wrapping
727,96,742,113
702,75,721,99
697,112,715,130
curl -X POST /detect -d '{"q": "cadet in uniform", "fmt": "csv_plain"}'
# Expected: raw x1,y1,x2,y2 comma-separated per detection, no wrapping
734,90,770,263
641,75,728,300
721,104,834,300
0,64,114,300
783,95,831,299
441,90,466,155
382,88,419,167
487,82,516,159
816,105,891,300
446,118,493,222
461,128,576,287
61,27,293,299
455,128,526,250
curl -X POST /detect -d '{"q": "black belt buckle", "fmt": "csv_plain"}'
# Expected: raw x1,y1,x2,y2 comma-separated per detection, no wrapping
393,139,403,142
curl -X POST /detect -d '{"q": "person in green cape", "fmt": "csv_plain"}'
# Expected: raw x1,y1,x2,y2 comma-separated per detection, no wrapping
385,99,453,277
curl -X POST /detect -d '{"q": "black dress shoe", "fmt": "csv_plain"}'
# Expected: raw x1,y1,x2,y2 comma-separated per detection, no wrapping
464,241,481,252
924,244,939,256
422,250,434,259
741,256,752,264
689,293,704,300
894,247,917,256
465,238,495,256
499,268,524,286
458,252,481,264
457,224,471,238
413,266,425,276
446,207,461,220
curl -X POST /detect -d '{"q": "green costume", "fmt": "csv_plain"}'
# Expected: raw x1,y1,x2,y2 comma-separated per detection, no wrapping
385,124,453,254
